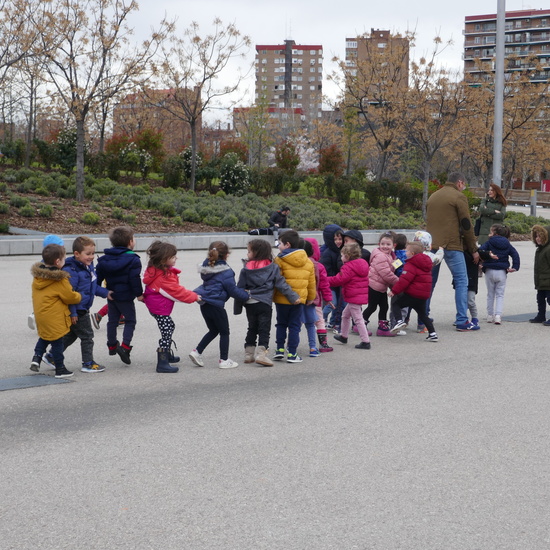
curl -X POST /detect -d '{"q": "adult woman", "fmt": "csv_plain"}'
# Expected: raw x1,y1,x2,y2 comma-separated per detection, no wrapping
477,183,507,244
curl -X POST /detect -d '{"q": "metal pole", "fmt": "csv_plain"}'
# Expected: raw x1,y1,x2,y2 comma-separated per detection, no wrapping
492,0,506,187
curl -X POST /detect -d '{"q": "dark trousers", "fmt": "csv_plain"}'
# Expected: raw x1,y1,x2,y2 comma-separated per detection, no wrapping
275,303,303,355
34,336,65,369
536,290,550,316
363,287,389,323
63,310,95,364
391,293,435,334
244,302,273,349
196,303,230,360
107,300,136,348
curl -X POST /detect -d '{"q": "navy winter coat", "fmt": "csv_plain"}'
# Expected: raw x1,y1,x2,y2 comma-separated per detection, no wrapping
63,256,109,315
96,246,143,301
478,235,520,272
194,260,249,308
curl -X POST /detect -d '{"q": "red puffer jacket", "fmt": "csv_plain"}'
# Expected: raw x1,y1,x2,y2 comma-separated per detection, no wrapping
391,253,433,299
327,258,370,305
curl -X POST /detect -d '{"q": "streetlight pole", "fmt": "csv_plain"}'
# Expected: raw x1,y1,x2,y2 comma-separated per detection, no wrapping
492,0,506,187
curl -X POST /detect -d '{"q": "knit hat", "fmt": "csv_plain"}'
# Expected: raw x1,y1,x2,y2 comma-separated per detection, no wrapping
42,234,64,247
413,231,432,251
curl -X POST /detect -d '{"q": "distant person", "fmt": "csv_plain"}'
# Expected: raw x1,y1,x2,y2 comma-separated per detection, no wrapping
426,171,480,332
477,184,507,244
96,226,143,365
30,244,81,378
529,224,550,324
268,206,290,246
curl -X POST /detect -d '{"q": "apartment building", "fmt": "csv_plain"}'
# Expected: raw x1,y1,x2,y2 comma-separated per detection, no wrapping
255,40,323,126
464,9,550,83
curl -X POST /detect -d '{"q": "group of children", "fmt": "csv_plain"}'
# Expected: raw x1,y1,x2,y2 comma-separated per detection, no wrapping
29,219,527,377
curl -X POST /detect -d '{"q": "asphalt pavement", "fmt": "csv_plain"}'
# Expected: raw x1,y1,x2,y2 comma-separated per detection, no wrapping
1,241,549,550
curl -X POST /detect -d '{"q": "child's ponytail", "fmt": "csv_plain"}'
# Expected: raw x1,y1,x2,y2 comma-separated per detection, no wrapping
207,241,229,267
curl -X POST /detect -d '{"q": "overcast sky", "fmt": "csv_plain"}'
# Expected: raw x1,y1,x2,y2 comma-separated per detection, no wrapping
136,0,534,123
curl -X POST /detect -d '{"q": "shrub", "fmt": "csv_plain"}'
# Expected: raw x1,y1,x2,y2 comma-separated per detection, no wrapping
10,196,29,207
0,221,9,233
122,213,136,224
19,204,35,217
219,153,250,196
111,207,124,220
0,202,9,213
162,155,184,189
39,205,54,217
0,182,7,192
159,202,176,217
81,212,100,225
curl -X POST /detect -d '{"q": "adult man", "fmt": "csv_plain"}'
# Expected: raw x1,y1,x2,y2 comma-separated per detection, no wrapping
426,172,480,331
268,206,290,246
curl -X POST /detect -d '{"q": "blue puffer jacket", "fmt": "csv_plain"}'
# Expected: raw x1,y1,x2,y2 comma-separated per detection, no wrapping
194,260,249,308
96,246,143,301
479,235,520,272
63,256,109,315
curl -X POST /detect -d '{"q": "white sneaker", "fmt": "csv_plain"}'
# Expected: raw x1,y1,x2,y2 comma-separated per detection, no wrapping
494,315,502,325
486,315,494,323
189,349,204,367
28,313,36,330
390,320,408,333
219,358,238,369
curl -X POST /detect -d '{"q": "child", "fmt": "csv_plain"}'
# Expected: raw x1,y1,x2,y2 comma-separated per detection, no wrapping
320,224,343,329
143,241,201,373
30,244,81,378
273,230,316,363
327,243,371,349
390,233,408,333
478,224,520,324
91,303,124,329
362,232,399,337
96,226,143,365
62,236,111,373
190,241,250,369
530,224,550,324
304,238,334,353
236,239,300,367
389,241,438,342
342,229,371,264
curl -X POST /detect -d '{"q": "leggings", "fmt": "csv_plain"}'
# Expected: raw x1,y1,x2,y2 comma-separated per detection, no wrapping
362,287,389,323
152,314,175,349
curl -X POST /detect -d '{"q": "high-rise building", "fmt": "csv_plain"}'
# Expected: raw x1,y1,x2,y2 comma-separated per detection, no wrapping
464,9,550,83
254,40,323,126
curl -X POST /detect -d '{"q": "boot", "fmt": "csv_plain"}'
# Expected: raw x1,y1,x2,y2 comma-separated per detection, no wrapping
168,340,180,363
376,320,396,337
156,348,179,373
255,346,274,366
244,345,256,364
317,331,333,352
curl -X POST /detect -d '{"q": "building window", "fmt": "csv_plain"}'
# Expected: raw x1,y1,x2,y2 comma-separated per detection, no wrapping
515,20,522,29
318,67,322,73
378,42,387,48
346,41,357,49
310,67,316,73
310,85,315,90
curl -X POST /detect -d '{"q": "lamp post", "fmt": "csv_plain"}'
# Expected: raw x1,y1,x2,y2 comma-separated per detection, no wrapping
492,0,505,187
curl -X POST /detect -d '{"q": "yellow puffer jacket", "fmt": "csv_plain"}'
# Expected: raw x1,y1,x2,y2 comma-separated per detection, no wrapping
273,249,316,304
31,263,82,341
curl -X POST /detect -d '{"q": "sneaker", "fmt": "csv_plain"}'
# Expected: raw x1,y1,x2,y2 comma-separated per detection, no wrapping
286,353,303,363
355,341,371,349
456,322,480,332
396,330,407,336
189,349,204,367
471,317,480,326
42,352,56,368
426,332,439,342
332,326,341,334
219,358,238,369
274,239,279,247
390,320,408,334
91,313,102,330
543,320,550,327
416,324,428,333
81,362,106,373
529,316,546,323
55,367,74,379
116,344,132,365
273,348,285,361
334,334,348,344
30,355,41,372
486,315,494,323
494,315,502,325
28,313,36,331
309,348,321,357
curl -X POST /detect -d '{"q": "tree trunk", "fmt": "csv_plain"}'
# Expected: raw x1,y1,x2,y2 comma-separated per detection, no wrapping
190,119,197,191
75,118,86,201
422,161,430,221
25,75,34,168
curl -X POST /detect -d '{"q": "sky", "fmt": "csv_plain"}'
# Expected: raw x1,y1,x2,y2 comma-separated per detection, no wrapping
135,0,536,124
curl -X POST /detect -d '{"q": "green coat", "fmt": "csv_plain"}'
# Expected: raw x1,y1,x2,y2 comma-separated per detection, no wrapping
532,225,550,290
477,197,506,244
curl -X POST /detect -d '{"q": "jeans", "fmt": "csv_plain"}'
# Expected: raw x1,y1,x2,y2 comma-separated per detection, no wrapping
485,269,507,316
34,336,65,369
302,304,318,349
431,249,468,326
107,300,137,348
275,303,303,355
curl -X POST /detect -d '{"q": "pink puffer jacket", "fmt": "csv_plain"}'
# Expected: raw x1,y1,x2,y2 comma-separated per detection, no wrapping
368,247,398,292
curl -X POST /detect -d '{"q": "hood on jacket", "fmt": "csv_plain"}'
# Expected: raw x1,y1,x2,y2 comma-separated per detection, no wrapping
31,263,71,288
342,230,364,248
532,225,550,247
322,224,343,253
305,238,321,261
406,252,433,273
277,248,309,268
198,260,232,279
143,265,181,285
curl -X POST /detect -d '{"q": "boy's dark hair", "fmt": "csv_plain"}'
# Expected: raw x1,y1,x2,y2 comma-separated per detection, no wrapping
303,240,314,257
406,241,424,256
281,206,290,213
247,239,273,262
109,226,134,247
394,233,408,250
280,230,301,249
72,236,95,253
341,243,361,260
491,224,511,239
42,244,65,266
147,240,178,271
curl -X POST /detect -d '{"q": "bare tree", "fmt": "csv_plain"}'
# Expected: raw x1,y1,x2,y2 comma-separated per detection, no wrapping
35,0,170,200
150,18,251,190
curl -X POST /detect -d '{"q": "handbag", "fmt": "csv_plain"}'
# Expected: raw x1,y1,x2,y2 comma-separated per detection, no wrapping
474,217,481,237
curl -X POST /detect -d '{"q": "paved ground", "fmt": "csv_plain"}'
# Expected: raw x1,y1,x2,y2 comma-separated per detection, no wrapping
1,242,550,550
